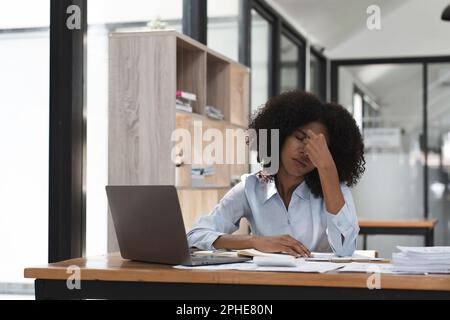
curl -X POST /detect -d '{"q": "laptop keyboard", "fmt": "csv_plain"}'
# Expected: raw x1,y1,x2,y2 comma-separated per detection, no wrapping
191,255,234,261
190,255,250,266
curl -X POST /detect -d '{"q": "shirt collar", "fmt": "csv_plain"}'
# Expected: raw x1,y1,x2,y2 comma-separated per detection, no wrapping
262,179,278,203
262,179,310,203
294,180,310,200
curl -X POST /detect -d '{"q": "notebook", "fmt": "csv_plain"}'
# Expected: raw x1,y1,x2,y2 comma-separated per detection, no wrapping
236,249,387,263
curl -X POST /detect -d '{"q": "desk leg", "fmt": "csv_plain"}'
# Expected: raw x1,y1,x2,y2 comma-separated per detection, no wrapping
363,235,368,250
425,228,434,246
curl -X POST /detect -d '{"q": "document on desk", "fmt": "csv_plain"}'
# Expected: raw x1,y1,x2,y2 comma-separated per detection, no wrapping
174,260,346,273
306,252,388,263
338,262,394,274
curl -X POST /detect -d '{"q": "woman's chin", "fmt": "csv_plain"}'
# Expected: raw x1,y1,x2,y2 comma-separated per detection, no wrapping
288,166,312,177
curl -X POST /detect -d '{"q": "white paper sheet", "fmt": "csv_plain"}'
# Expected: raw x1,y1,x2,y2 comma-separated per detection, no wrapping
307,252,387,263
174,260,345,273
338,262,394,274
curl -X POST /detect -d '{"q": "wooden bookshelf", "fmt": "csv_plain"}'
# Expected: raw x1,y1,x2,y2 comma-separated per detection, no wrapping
230,65,250,127
108,30,250,250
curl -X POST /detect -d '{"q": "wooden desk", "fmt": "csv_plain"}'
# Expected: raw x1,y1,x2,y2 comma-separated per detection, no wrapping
24,253,450,299
358,219,438,250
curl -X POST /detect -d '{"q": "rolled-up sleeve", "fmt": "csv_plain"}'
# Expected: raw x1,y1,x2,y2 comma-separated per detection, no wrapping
325,185,360,257
186,180,251,250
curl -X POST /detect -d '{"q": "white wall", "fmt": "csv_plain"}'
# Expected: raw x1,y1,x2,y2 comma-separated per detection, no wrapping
354,153,423,220
353,153,424,257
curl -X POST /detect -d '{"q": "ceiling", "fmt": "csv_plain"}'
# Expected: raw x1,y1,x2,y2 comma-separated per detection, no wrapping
346,64,422,101
269,0,408,49
268,0,450,58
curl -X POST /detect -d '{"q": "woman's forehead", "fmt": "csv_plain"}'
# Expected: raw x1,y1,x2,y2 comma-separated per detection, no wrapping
299,122,328,135
297,122,330,143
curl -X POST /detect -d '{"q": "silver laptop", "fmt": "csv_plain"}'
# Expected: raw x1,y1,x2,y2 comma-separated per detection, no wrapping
105,185,251,266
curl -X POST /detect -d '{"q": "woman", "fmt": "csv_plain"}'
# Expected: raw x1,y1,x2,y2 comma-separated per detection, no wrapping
187,90,365,257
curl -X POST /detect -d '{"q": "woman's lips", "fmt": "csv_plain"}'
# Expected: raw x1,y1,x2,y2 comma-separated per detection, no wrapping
293,158,307,168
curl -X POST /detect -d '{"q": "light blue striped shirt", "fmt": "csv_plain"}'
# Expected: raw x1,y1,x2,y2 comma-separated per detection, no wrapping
187,173,359,256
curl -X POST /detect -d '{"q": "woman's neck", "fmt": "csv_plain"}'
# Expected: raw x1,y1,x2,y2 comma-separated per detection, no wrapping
275,166,304,206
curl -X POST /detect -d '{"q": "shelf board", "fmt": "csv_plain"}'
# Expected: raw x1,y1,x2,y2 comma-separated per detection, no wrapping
176,110,247,130
176,109,204,120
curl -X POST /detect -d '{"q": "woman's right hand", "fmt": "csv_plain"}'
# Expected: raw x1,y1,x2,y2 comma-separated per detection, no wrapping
250,235,311,257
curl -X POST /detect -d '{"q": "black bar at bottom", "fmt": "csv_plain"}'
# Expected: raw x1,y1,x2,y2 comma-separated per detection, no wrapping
35,279,450,300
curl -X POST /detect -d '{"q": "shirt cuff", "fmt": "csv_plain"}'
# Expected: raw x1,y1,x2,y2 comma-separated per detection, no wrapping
326,204,356,239
205,232,226,250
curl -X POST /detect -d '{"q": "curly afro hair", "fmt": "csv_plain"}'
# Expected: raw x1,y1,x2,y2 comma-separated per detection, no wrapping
248,90,365,198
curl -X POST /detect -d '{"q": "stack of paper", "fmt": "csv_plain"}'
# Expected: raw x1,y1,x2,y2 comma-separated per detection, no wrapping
392,246,450,274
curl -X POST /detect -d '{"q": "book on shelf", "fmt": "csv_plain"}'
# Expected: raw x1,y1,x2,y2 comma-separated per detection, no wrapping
176,98,193,113
205,105,224,120
176,90,197,101
191,166,215,176
191,166,216,187
175,90,196,113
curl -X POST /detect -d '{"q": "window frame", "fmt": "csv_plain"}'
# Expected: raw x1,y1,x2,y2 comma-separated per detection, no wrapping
280,26,306,92
331,56,450,219
310,47,327,101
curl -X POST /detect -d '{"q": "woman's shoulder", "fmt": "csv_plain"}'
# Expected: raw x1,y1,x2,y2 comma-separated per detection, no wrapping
237,172,257,190
239,172,267,188
231,172,265,195
218,173,260,207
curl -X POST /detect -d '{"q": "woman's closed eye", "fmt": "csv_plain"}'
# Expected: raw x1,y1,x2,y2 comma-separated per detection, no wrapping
295,134,308,143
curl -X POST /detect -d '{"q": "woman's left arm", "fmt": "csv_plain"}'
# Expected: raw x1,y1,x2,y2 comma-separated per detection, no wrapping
304,130,359,256
304,129,344,213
